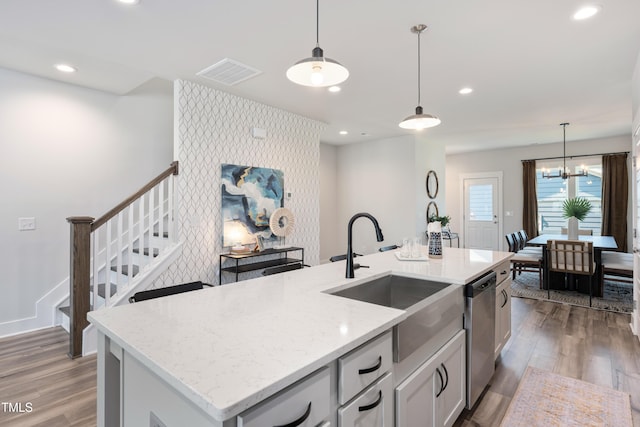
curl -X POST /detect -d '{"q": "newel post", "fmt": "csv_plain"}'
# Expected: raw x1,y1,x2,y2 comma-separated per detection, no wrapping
67,216,94,359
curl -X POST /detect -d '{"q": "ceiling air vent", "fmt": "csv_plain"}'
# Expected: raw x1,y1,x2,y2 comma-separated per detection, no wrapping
196,58,262,86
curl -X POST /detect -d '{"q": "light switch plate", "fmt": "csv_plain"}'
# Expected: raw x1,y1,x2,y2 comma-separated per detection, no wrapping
18,217,36,231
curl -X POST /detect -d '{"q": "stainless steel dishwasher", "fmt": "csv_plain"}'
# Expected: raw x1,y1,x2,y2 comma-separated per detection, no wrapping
463,271,496,409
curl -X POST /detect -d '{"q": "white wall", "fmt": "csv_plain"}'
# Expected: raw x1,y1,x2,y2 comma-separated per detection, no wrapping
153,80,324,287
320,143,340,263
446,135,633,250
0,68,173,330
330,134,446,257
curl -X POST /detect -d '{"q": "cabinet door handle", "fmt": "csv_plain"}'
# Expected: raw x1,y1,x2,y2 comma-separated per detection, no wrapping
500,270,508,276
358,356,382,375
501,289,508,308
273,401,311,427
441,363,449,392
358,390,382,412
435,367,445,397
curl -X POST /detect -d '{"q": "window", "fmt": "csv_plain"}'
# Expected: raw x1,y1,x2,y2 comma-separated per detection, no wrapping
536,156,602,235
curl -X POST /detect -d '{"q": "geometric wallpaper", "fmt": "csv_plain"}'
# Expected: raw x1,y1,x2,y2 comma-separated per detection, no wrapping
153,79,324,287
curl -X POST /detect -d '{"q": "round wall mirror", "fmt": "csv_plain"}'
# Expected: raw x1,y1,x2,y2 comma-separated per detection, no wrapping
426,170,439,199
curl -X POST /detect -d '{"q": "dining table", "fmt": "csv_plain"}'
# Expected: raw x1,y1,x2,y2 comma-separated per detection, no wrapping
526,234,618,297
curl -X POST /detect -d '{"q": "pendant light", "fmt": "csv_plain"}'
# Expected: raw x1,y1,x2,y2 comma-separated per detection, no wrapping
399,24,441,130
542,123,588,179
286,0,349,87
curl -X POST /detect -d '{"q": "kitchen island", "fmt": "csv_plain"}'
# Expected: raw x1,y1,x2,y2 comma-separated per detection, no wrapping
88,247,512,427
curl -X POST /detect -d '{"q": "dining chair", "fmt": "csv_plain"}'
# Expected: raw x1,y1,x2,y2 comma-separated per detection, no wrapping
516,230,543,256
546,240,596,306
505,233,543,284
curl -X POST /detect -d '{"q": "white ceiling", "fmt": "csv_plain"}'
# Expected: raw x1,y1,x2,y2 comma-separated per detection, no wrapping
1,0,640,153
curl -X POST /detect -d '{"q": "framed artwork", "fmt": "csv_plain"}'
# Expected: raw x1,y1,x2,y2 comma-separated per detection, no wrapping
221,164,284,247
426,170,439,199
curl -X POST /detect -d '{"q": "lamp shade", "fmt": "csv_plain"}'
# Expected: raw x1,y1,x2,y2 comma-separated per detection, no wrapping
286,47,349,87
399,106,441,130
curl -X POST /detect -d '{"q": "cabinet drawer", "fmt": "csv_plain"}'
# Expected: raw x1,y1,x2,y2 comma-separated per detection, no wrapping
237,367,330,427
493,260,510,285
338,331,392,405
338,372,393,427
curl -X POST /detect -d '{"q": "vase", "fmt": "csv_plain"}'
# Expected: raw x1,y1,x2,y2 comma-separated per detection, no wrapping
567,217,579,239
427,221,443,258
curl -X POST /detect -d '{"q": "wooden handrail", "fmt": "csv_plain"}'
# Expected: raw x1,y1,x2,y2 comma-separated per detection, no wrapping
92,161,179,231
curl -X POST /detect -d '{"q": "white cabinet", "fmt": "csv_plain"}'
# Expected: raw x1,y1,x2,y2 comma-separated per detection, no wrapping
237,367,330,427
338,331,393,427
338,372,393,427
395,330,466,427
338,331,392,405
494,260,512,359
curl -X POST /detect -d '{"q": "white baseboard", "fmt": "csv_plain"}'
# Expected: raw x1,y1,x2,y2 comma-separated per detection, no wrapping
0,277,69,338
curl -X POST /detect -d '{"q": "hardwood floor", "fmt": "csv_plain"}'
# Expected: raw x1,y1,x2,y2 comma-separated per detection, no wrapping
0,327,96,427
455,297,640,427
0,298,638,426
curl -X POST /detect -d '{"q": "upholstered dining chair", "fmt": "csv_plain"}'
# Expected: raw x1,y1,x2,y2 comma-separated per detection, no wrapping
546,240,596,306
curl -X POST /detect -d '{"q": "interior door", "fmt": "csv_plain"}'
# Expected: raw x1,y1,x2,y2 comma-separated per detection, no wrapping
463,177,500,250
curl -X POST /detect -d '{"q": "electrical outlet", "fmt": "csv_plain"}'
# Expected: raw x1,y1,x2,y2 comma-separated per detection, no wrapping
149,412,167,427
18,217,36,231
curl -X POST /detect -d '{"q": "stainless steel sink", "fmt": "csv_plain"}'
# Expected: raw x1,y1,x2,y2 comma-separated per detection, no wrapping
330,275,450,310
329,274,464,363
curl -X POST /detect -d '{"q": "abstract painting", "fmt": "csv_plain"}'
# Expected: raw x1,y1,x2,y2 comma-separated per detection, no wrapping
221,164,284,247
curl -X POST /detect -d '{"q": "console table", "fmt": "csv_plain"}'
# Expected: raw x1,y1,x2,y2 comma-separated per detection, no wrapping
219,247,304,284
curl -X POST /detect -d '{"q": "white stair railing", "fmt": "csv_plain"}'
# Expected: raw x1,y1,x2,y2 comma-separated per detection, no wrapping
67,161,179,358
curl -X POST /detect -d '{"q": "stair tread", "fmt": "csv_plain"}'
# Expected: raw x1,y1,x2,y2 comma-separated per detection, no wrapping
90,282,117,298
132,247,159,257
59,305,94,316
110,264,139,277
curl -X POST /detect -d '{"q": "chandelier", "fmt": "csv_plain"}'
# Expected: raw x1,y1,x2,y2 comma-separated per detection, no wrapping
542,123,588,179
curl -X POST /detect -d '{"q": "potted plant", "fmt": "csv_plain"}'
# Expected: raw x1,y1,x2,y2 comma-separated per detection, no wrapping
428,214,451,227
562,197,592,239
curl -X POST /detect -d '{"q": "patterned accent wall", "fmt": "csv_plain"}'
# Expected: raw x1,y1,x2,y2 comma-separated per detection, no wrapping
154,80,323,287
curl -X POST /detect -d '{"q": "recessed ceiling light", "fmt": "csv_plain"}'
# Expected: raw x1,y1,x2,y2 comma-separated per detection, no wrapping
328,86,341,93
117,0,140,4
55,64,77,73
573,5,601,20
339,130,348,135
459,87,473,95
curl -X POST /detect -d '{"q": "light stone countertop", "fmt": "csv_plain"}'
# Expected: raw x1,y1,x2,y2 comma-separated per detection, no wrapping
88,247,513,421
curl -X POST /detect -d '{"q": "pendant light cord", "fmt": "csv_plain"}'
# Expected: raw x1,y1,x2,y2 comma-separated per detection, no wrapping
316,0,320,47
417,30,421,106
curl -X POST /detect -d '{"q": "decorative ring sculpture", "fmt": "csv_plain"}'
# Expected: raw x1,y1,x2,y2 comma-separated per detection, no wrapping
426,170,439,199
269,207,295,237
426,201,439,222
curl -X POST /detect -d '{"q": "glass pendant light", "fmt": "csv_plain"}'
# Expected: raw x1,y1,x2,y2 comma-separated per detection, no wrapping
286,0,349,87
399,24,441,130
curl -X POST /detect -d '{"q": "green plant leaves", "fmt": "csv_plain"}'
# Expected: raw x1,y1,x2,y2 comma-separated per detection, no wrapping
562,197,592,221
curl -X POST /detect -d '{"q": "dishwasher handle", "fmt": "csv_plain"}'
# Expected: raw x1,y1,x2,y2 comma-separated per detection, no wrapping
464,271,497,298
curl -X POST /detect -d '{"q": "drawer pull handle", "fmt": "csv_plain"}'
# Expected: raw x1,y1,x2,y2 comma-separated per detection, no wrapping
501,270,507,275
358,356,382,375
273,401,311,427
435,367,445,397
358,390,382,412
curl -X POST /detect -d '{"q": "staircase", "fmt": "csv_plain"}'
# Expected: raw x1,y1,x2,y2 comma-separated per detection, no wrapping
64,162,182,358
